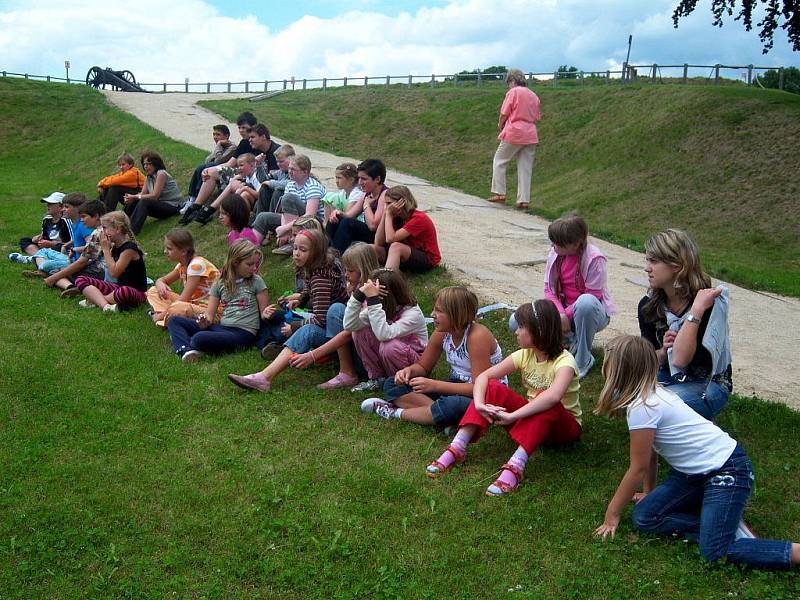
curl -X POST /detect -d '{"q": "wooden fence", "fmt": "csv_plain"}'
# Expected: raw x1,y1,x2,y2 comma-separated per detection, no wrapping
1,63,792,93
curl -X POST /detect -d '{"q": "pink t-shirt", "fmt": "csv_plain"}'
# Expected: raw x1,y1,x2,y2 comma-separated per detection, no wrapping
227,227,259,246
498,86,541,145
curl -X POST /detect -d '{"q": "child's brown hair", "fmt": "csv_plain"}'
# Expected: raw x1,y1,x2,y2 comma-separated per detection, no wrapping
548,213,588,252
370,268,416,320
295,228,333,275
220,194,250,232
164,227,195,260
513,299,563,359
64,192,88,207
385,185,418,221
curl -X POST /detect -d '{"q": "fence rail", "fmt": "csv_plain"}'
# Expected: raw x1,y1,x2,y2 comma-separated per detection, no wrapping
1,63,792,94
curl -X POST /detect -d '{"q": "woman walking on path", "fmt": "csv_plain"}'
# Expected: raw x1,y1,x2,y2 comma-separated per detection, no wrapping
488,69,541,210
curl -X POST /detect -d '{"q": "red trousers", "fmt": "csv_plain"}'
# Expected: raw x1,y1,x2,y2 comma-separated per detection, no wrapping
459,379,581,455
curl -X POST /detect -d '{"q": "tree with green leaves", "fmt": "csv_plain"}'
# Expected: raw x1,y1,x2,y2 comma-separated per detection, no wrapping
672,0,800,53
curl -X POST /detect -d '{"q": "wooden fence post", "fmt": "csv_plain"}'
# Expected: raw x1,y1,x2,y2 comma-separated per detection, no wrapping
163,82,166,92
580,70,584,86
747,64,753,85
779,67,785,90
408,74,412,87
207,82,211,93
454,73,458,86
606,69,610,83
683,63,688,84
245,80,249,93
477,71,481,86
302,78,307,90
386,75,390,87
227,81,231,92
322,78,326,90
264,81,268,92
364,75,368,88
714,64,720,85
430,73,435,88
343,76,347,87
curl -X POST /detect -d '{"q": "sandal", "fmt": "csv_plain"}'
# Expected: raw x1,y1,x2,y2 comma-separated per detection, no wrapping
516,202,529,210
485,463,524,497
425,445,466,479
487,194,507,203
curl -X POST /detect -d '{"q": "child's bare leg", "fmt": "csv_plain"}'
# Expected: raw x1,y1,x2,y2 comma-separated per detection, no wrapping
194,176,218,207
394,392,434,409
427,425,478,475
336,345,357,377
385,243,411,270
399,406,436,425
81,285,109,307
373,243,387,264
263,347,293,381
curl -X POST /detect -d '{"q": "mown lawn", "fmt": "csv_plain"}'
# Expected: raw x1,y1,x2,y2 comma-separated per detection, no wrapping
204,83,800,297
1,78,798,598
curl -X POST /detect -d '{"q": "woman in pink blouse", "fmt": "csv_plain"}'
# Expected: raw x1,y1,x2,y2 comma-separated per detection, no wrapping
488,69,541,210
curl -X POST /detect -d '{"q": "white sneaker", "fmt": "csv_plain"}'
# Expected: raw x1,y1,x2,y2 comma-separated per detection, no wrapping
181,349,205,363
179,197,195,215
78,299,96,309
9,252,33,264
103,304,118,313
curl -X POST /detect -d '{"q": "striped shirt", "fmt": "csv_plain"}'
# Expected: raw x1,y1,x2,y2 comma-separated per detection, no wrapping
299,260,348,327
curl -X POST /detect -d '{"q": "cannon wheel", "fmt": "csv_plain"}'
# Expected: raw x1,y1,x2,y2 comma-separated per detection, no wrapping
85,66,104,89
120,70,137,86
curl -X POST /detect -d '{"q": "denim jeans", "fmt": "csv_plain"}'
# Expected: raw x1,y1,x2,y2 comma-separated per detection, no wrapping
167,316,256,355
33,248,70,273
658,368,729,420
632,445,792,569
383,379,471,427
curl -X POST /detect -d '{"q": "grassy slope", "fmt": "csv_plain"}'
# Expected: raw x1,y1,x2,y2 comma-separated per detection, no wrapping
203,84,800,296
0,79,798,598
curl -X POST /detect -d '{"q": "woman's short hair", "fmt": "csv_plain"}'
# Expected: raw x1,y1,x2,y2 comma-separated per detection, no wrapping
505,69,527,86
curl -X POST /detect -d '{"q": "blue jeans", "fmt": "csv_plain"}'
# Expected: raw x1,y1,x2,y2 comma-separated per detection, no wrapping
167,316,256,355
33,248,70,273
658,368,729,420
632,445,792,569
383,379,472,427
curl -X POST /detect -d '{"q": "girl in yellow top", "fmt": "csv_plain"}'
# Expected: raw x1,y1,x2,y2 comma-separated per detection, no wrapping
426,299,581,497
146,228,219,327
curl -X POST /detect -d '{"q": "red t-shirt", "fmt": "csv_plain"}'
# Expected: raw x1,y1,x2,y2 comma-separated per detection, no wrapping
400,210,441,267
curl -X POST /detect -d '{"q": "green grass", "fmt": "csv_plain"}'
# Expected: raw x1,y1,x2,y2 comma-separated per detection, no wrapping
1,78,799,598
203,84,800,297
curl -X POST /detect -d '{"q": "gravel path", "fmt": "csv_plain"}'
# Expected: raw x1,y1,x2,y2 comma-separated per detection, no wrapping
103,91,799,410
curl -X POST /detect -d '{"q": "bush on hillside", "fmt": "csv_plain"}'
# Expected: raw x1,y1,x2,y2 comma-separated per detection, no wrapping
756,66,800,94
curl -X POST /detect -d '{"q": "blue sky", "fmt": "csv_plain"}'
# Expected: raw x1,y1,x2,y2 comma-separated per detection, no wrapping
0,0,796,85
202,0,449,31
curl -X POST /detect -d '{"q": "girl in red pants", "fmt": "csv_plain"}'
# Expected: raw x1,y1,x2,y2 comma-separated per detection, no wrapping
426,299,581,496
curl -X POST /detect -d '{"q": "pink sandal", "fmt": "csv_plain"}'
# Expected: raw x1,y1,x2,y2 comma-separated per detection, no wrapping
317,372,359,390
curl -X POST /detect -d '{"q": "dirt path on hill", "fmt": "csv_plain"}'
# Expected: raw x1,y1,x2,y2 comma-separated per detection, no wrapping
103,91,799,410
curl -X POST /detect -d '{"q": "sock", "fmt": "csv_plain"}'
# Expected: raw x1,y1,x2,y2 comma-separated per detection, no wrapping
497,447,529,488
431,428,472,471
393,408,404,420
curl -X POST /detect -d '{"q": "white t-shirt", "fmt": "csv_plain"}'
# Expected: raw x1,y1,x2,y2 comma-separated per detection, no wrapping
627,386,736,475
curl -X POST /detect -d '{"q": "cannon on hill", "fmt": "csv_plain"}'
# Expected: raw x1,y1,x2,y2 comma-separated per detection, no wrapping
85,67,148,92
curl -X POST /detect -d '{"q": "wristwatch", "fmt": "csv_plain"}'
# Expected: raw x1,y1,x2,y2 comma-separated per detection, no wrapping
685,313,701,324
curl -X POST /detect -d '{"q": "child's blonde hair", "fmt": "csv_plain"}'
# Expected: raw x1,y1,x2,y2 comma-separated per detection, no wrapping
341,242,380,285
221,239,261,295
385,185,418,221
237,153,256,166
595,335,659,417
275,144,295,159
100,211,141,251
165,227,195,260
117,153,135,166
292,215,323,234
641,229,712,323
433,286,478,332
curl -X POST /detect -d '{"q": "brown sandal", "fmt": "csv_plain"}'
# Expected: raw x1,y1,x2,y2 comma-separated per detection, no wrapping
485,463,524,496
516,202,529,210
487,194,507,203
426,445,466,478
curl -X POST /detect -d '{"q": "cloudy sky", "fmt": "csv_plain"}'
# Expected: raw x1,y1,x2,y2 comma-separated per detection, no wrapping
0,0,796,86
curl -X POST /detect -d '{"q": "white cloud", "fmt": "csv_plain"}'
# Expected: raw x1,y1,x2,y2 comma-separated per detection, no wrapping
0,0,795,88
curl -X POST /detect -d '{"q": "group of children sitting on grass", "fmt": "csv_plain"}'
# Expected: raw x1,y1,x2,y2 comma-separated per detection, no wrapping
9,131,799,570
